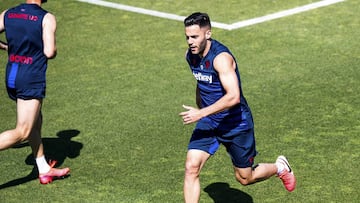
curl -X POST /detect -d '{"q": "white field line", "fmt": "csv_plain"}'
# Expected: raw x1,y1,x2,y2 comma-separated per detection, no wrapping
230,0,345,30
77,0,345,30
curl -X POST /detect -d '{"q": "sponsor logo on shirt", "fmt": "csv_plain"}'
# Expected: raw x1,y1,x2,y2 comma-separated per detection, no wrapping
192,71,212,84
9,54,33,64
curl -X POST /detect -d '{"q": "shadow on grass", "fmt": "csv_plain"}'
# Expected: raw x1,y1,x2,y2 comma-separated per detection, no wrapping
204,182,253,203
0,129,83,189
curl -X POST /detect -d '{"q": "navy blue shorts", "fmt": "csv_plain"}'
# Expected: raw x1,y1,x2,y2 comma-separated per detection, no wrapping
7,86,45,101
188,118,257,168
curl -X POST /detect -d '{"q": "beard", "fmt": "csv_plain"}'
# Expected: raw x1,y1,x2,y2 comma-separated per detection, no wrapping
191,39,208,56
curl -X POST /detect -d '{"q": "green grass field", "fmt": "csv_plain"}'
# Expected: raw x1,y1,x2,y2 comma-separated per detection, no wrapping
0,0,359,202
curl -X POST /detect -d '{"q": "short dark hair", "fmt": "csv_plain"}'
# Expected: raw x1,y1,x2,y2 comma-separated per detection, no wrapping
184,12,211,28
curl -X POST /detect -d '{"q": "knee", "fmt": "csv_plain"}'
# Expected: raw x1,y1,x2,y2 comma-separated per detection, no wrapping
236,177,251,186
184,160,201,178
235,172,253,186
14,125,32,141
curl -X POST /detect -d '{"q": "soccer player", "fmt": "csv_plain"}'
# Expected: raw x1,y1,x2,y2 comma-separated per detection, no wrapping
0,0,70,184
179,12,296,202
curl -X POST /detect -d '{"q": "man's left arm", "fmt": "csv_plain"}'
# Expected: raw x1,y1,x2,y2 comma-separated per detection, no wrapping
198,52,240,117
180,52,240,124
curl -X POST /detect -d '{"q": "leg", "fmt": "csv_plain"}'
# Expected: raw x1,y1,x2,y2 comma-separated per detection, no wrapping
224,129,296,191
25,102,71,184
0,98,70,184
0,98,42,150
28,110,52,175
28,110,45,159
184,119,220,202
223,129,276,185
234,164,277,185
184,149,211,203
234,159,296,192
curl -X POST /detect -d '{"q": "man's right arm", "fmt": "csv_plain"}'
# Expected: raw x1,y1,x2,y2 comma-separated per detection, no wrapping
0,10,8,51
42,13,57,58
0,40,7,51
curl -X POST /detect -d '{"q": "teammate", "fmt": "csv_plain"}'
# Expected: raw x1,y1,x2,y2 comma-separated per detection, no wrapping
179,12,296,202
0,0,70,184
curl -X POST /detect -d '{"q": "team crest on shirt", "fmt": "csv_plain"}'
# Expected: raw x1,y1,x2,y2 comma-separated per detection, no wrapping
205,60,211,69
200,61,211,70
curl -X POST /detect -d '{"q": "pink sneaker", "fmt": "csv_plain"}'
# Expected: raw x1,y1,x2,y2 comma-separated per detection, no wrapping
39,160,70,184
276,156,296,192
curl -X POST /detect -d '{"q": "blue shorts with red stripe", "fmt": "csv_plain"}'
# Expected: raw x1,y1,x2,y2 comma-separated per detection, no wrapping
6,86,45,101
6,63,46,101
188,117,257,168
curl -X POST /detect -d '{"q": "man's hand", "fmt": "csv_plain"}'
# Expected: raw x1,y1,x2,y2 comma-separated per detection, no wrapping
179,104,203,125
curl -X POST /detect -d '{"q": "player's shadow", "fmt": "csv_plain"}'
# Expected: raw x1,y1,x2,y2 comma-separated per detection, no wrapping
204,182,253,203
0,129,83,189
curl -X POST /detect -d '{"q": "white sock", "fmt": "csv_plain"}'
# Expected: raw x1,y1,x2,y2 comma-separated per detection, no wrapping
35,156,51,174
276,162,285,175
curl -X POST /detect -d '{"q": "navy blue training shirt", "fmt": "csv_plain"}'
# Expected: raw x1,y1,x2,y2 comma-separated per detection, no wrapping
4,3,48,89
186,39,254,131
